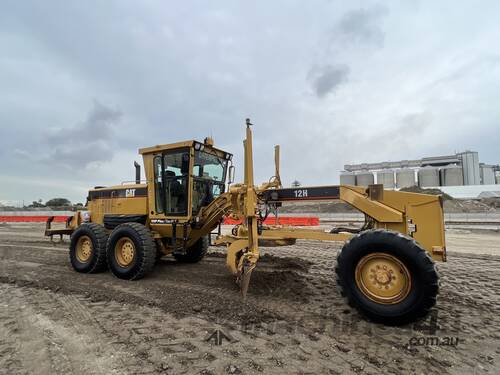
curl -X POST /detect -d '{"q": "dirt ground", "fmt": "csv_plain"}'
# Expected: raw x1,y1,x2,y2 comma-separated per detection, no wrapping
0,223,499,374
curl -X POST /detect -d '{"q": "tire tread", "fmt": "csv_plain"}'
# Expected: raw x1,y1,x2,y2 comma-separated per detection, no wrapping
69,223,108,273
335,229,439,325
107,222,156,280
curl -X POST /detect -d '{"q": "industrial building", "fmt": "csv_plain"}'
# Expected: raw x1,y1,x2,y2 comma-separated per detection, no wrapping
341,151,500,193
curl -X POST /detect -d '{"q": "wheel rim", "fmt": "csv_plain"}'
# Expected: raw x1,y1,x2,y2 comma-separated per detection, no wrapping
355,252,411,305
76,235,93,263
114,237,136,267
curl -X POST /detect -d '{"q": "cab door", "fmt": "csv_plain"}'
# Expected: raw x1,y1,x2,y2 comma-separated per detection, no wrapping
152,148,191,218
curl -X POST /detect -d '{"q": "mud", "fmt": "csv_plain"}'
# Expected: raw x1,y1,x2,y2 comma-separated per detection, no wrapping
0,223,499,374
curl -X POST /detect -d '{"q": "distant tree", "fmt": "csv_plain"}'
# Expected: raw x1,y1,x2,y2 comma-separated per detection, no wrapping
45,198,72,207
291,180,301,187
29,200,46,208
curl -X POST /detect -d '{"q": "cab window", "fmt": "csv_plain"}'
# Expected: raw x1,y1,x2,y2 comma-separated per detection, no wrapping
164,151,189,215
192,150,227,214
154,149,190,216
153,156,164,214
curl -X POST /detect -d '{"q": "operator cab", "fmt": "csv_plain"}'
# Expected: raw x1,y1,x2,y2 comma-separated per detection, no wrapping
139,138,232,220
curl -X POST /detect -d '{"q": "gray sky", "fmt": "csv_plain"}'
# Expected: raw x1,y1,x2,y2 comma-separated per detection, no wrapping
1,1,499,204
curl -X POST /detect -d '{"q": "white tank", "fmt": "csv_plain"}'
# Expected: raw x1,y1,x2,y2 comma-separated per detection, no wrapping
496,174,500,185
458,151,480,185
340,171,356,185
396,169,416,189
480,165,495,185
440,165,463,186
355,171,374,186
376,170,395,189
418,167,440,188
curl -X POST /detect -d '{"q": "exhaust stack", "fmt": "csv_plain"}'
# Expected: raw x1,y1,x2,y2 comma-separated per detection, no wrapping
134,161,140,184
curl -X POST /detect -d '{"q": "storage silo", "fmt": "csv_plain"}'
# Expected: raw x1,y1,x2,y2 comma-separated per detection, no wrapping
396,169,416,189
418,166,440,188
355,171,374,186
440,165,463,186
480,165,495,185
496,173,500,185
340,171,356,186
376,170,395,189
458,151,480,185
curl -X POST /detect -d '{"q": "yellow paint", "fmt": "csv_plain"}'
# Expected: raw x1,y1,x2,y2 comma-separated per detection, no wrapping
355,252,411,304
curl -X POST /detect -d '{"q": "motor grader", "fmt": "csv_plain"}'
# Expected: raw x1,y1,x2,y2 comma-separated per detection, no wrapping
46,119,446,325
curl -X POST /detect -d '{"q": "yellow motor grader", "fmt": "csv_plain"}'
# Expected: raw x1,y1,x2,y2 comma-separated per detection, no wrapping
46,119,446,325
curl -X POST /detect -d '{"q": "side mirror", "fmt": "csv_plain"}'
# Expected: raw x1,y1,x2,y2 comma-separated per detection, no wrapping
228,165,235,184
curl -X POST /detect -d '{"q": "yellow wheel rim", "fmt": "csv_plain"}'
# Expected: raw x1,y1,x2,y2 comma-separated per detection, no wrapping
114,237,135,267
355,252,411,305
76,235,93,263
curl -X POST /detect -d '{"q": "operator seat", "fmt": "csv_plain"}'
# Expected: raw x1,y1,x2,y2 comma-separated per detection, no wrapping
165,170,184,212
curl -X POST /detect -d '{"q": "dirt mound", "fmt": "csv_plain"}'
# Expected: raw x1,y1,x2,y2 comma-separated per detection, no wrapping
444,199,496,213
207,252,313,272
481,197,500,209
400,187,496,213
248,270,311,302
280,201,358,213
399,186,454,200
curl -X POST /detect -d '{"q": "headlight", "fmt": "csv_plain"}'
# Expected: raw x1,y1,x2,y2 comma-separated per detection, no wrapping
194,142,202,151
81,211,91,222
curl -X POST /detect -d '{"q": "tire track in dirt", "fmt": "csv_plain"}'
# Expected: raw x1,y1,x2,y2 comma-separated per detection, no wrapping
1,225,499,374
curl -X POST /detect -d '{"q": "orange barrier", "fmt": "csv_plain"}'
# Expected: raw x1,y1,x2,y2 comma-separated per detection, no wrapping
0,216,69,223
223,216,319,226
1,215,320,226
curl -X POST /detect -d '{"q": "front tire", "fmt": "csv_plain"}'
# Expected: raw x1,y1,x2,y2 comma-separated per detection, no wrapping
106,223,156,280
336,229,438,325
69,223,108,273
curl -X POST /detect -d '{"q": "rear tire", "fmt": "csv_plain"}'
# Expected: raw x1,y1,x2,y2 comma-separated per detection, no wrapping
69,223,108,273
173,235,209,263
106,223,156,280
335,229,438,325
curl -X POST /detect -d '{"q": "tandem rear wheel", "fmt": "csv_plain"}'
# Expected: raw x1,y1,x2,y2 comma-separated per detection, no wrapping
106,223,157,280
69,223,108,273
335,229,439,325
173,235,209,263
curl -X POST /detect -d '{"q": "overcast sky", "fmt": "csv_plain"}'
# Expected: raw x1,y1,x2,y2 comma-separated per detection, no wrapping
1,1,499,204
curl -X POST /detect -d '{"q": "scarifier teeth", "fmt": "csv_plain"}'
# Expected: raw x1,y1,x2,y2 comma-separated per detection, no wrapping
240,267,254,301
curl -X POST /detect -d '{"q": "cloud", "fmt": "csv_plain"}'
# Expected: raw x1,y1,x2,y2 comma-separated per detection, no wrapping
347,112,433,164
1,1,500,201
307,6,386,99
45,100,122,168
308,64,350,98
398,112,432,133
335,5,388,47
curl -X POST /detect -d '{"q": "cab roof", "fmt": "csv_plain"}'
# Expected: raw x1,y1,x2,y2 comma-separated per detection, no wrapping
138,140,230,157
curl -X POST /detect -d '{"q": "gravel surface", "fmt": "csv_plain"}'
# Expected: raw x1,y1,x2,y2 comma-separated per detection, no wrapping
0,223,499,374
